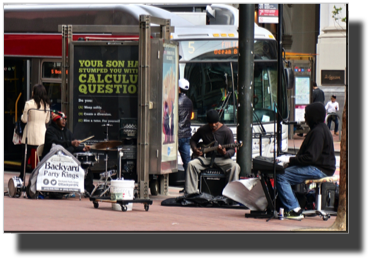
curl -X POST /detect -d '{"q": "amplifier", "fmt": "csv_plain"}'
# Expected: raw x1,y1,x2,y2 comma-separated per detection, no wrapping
199,167,226,197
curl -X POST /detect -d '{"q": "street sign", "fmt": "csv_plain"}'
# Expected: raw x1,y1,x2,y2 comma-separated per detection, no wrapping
258,4,279,23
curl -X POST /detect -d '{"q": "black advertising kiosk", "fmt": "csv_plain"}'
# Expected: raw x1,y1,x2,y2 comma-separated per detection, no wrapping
61,16,179,199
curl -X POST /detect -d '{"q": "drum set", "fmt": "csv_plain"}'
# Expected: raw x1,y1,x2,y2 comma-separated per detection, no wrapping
74,123,133,198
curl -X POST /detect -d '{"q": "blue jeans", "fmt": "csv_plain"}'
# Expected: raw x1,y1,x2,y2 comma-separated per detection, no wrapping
178,137,191,173
276,165,327,211
327,115,339,132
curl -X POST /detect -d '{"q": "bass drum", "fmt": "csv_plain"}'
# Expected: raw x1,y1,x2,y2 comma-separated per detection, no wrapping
8,176,23,198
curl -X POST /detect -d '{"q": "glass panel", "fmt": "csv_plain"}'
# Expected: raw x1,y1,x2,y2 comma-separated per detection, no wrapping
253,62,287,122
183,62,237,124
4,58,28,160
43,83,61,111
182,61,287,125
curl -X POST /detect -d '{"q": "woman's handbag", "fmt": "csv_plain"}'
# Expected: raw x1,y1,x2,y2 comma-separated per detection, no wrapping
15,120,24,136
12,119,24,145
12,128,22,145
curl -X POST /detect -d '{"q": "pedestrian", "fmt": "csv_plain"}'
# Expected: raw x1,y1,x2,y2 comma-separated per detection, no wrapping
276,102,336,220
325,95,340,135
312,81,325,104
177,78,193,193
185,109,240,195
19,84,50,182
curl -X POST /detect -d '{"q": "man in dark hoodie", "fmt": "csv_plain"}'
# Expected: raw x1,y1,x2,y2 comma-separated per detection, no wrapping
41,110,90,159
276,102,336,220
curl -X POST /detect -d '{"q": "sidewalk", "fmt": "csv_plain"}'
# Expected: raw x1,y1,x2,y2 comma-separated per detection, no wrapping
3,130,343,232
4,171,337,232
290,129,342,153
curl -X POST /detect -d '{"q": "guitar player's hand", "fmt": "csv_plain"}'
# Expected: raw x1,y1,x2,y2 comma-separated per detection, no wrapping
193,147,203,156
217,144,226,155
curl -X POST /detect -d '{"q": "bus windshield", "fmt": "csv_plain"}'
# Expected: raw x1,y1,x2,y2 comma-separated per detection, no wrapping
179,39,287,125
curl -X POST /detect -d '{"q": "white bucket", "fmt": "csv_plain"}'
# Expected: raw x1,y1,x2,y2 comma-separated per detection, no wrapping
110,180,135,211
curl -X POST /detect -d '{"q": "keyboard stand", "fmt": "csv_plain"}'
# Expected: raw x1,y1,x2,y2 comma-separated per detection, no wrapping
245,171,275,219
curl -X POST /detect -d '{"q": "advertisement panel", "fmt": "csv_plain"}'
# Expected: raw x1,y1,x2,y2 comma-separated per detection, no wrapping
71,42,139,143
161,43,178,162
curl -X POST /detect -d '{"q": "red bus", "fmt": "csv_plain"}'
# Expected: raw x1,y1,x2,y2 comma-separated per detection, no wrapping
4,4,190,169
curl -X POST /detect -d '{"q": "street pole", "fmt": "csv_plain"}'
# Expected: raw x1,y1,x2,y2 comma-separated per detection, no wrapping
276,4,283,155
237,4,255,177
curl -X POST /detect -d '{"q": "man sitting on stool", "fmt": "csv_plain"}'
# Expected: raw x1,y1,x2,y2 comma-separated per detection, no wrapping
276,102,336,220
185,109,240,195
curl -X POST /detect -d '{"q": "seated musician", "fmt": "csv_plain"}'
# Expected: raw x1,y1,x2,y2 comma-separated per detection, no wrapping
185,109,240,195
41,110,94,194
276,102,336,220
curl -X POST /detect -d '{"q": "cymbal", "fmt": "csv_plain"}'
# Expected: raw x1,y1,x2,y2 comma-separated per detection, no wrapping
90,140,122,150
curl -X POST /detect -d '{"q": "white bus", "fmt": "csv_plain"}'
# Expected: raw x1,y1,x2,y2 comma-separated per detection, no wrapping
170,5,292,181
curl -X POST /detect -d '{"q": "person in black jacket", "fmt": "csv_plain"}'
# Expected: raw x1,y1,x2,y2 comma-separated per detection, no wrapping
41,110,90,159
312,81,325,104
276,102,336,220
178,79,193,193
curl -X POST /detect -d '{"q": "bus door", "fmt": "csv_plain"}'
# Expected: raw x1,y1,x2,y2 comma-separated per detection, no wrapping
41,60,64,112
4,58,30,162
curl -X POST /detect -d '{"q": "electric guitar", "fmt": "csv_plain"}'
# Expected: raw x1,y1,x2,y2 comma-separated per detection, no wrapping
192,141,243,158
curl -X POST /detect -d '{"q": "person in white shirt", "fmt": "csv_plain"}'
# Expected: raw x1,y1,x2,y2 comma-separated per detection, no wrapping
325,95,339,135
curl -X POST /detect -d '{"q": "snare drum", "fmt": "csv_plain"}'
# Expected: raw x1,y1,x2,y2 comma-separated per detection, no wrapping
74,152,98,167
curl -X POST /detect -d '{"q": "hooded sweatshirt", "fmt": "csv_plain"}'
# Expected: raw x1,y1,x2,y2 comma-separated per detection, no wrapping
289,102,336,176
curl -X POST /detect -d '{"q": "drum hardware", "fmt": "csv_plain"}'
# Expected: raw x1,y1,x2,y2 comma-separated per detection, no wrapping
99,169,117,180
89,140,122,150
90,123,116,198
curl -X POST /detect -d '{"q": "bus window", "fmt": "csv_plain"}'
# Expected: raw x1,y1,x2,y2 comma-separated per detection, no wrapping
253,62,287,123
183,62,237,124
42,61,63,112
43,83,61,111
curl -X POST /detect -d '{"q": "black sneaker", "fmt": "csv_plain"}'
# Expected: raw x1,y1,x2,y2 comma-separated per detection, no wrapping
285,209,304,220
179,188,185,193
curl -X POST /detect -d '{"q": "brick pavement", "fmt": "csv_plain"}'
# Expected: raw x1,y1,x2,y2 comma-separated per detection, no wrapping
3,132,342,232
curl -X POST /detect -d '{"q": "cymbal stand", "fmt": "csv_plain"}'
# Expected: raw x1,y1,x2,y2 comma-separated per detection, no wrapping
92,123,113,197
118,147,123,179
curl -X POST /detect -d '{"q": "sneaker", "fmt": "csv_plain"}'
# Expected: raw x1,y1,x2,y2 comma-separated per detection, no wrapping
179,188,185,193
285,209,304,220
334,132,339,136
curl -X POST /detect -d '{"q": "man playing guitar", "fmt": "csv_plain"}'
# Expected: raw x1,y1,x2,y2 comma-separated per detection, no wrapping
185,109,241,195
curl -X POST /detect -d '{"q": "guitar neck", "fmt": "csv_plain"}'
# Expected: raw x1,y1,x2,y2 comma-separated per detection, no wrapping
203,143,238,154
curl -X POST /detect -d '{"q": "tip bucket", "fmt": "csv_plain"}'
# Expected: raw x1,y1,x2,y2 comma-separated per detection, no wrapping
110,179,135,211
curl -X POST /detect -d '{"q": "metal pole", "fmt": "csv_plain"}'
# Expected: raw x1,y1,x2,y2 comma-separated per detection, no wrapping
276,4,283,155
61,25,67,115
137,15,151,199
237,4,255,177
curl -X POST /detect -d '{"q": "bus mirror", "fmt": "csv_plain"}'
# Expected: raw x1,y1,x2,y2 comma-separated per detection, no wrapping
285,67,294,89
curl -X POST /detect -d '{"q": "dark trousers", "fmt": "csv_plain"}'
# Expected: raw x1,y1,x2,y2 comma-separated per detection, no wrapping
19,144,38,181
327,115,339,133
